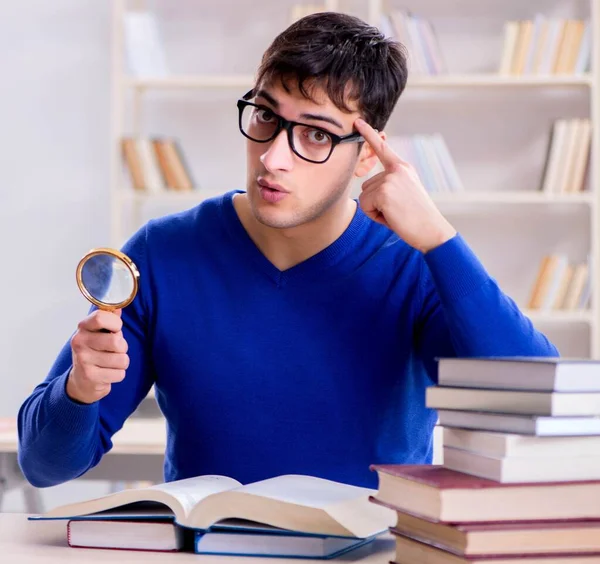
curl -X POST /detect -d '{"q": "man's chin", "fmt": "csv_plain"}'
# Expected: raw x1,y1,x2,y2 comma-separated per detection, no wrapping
252,207,299,230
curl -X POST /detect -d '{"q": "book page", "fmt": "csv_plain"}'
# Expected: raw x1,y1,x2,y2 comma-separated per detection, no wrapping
147,475,242,516
39,475,241,521
235,475,374,509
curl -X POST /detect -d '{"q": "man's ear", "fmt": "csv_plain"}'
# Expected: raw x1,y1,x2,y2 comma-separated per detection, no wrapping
354,130,387,178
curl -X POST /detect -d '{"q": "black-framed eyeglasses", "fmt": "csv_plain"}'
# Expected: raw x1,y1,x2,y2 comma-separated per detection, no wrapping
236,89,364,164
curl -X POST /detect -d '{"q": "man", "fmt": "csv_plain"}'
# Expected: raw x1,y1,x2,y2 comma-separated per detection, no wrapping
18,12,557,490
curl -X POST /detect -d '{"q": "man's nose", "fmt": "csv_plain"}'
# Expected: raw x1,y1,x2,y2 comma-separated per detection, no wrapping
260,129,294,172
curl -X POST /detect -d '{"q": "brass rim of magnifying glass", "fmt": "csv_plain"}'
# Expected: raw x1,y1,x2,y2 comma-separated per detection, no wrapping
76,248,140,311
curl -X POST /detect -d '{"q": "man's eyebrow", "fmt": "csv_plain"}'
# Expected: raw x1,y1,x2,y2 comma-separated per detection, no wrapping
254,89,344,131
255,89,279,108
298,112,343,130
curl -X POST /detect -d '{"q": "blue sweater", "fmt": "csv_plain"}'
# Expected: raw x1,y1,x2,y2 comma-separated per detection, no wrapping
18,191,558,489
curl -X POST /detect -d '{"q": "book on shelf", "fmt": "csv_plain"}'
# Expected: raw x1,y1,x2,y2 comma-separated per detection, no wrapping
123,10,168,78
527,254,590,312
498,16,590,76
31,474,394,557
540,118,592,195
289,3,326,24
121,136,196,193
384,134,464,194
381,10,447,76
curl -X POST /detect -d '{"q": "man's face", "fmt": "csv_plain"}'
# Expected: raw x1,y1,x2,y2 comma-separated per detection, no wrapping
244,81,366,230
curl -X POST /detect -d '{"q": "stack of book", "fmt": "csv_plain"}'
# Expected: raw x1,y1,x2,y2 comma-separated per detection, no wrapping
540,118,592,195
31,474,395,557
386,134,465,194
380,9,447,75
370,357,600,563
121,136,196,193
498,17,590,76
527,255,591,313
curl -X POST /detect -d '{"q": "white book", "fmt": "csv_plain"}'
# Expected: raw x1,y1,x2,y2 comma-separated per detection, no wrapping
564,262,590,310
419,136,449,192
379,13,395,40
437,409,600,436
412,136,437,192
136,138,165,193
426,386,600,416
123,11,168,78
574,20,592,74
531,19,551,74
537,19,564,75
569,118,592,192
419,20,447,74
444,446,600,483
437,356,600,392
443,427,600,458
540,254,569,311
555,119,582,194
431,134,465,192
578,260,593,309
498,21,520,75
389,11,415,71
541,119,569,194
406,16,429,74
523,14,545,74
414,17,436,75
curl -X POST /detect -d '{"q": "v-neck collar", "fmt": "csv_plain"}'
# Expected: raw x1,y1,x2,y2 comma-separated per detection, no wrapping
218,190,370,287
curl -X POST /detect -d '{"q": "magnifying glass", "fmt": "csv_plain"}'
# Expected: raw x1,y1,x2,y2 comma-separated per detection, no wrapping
76,248,140,311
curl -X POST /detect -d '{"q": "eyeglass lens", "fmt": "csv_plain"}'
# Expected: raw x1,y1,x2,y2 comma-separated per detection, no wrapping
241,104,333,163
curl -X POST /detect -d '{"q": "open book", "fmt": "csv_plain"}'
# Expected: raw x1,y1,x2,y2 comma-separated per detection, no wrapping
32,474,395,539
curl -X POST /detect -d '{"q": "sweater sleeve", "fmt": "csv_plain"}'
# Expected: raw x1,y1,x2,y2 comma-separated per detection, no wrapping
17,224,156,488
414,233,559,383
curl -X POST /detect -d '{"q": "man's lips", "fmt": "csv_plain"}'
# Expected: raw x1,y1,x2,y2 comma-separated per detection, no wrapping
257,177,288,193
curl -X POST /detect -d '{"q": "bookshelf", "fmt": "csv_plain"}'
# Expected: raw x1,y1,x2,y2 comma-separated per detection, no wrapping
109,0,599,358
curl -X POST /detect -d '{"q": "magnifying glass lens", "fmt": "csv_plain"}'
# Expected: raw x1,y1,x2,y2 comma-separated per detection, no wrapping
76,249,139,311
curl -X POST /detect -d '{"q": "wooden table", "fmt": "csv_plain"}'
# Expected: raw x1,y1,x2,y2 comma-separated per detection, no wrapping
0,418,167,514
0,513,395,562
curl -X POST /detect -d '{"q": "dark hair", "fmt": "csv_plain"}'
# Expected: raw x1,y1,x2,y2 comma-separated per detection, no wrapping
255,12,408,132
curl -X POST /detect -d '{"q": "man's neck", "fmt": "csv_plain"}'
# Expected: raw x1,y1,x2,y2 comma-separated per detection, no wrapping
233,194,357,272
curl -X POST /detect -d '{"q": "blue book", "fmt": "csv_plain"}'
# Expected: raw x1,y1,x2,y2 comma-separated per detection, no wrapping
194,520,379,559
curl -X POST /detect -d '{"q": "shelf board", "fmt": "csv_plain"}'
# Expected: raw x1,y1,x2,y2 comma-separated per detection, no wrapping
523,309,593,324
123,189,227,203
407,74,592,88
124,75,254,90
430,192,593,204
124,74,592,91
123,190,594,206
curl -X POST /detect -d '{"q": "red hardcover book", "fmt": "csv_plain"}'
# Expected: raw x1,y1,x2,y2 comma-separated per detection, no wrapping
370,465,600,523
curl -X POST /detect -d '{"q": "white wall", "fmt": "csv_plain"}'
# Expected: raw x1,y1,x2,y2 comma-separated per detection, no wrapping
0,1,114,510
